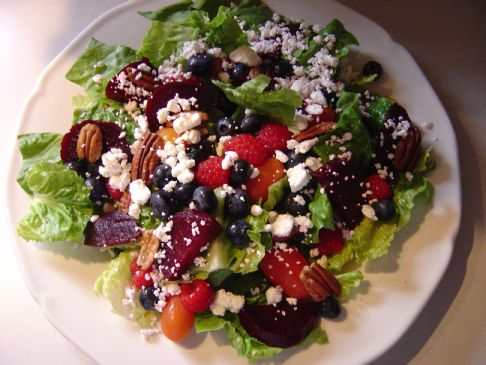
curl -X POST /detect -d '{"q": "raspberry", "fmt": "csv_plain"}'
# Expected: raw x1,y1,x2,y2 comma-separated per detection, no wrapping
317,229,344,256
223,134,269,166
194,156,230,188
256,122,292,153
364,174,392,201
180,279,215,313
105,180,123,200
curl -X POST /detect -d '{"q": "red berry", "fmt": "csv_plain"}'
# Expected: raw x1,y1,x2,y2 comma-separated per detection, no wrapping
194,156,230,188
256,122,292,153
364,174,392,201
129,256,139,274
132,268,153,289
317,229,344,256
105,180,123,200
224,134,269,167
180,279,215,313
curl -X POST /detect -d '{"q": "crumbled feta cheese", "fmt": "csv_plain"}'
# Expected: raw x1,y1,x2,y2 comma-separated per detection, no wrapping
129,179,151,205
251,204,263,216
221,151,239,170
173,112,202,134
266,286,283,305
287,163,311,192
128,203,141,219
362,204,378,221
210,289,245,316
274,150,289,163
271,214,294,237
294,215,313,233
305,156,323,172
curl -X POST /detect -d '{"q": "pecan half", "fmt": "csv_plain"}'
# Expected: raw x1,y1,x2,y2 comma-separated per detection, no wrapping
295,121,335,142
76,123,103,163
300,263,341,302
126,66,159,91
131,132,163,184
116,191,131,214
393,123,422,171
137,230,160,270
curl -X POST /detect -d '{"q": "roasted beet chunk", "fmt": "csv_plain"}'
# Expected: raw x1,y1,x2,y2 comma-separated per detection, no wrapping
84,211,142,247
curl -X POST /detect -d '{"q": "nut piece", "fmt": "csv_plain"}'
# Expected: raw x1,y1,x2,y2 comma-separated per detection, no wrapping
295,121,335,142
76,124,103,163
229,46,262,67
126,65,159,91
130,132,164,184
393,123,421,171
116,191,131,214
137,230,160,270
300,263,341,302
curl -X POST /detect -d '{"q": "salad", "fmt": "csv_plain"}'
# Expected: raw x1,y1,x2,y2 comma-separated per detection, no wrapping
16,0,435,361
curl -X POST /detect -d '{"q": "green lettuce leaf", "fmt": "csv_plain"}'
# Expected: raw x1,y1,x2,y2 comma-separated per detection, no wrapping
66,38,137,95
366,95,394,135
213,75,302,124
296,19,358,65
336,270,364,298
17,162,92,242
138,0,193,21
137,11,208,66
205,6,248,53
16,133,62,194
327,149,435,271
305,186,334,243
94,250,158,328
138,205,161,230
245,210,271,248
262,176,288,211
230,1,273,30
313,91,372,170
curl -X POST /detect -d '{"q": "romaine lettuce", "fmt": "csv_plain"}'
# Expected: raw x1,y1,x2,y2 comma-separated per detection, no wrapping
262,176,288,211
16,133,62,194
94,250,158,328
17,162,92,242
205,6,248,53
214,75,302,124
305,185,334,243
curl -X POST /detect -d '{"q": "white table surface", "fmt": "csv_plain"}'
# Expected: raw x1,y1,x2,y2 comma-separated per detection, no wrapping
1,1,485,364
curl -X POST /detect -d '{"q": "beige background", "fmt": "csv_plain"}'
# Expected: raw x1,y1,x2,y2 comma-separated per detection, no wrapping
1,1,484,364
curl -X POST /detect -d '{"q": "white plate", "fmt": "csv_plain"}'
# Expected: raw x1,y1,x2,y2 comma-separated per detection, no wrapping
7,0,461,364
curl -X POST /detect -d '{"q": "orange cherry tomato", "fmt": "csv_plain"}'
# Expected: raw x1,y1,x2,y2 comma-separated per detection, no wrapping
246,157,286,202
156,127,179,144
160,296,195,341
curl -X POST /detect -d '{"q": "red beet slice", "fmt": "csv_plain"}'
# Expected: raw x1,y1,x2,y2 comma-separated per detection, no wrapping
145,80,216,132
238,301,320,348
312,157,364,229
105,58,159,104
160,209,222,280
60,120,131,163
84,211,142,247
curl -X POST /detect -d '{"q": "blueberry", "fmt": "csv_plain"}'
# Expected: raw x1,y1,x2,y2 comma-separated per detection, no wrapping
321,89,338,109
225,189,251,217
66,160,87,176
372,199,395,221
239,114,265,134
230,63,250,86
363,60,383,80
85,177,108,202
273,59,293,78
152,163,173,189
139,286,158,311
230,159,252,185
186,139,214,164
282,192,309,216
192,186,218,213
226,219,251,246
150,190,174,220
174,183,196,204
216,117,237,138
319,296,341,319
285,150,307,169
187,52,213,76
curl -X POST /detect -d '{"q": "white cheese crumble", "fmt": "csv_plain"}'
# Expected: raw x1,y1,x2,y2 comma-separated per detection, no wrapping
271,214,294,237
128,203,141,219
173,112,202,134
287,163,311,192
266,286,283,305
251,204,263,216
274,150,289,163
210,289,245,316
221,151,239,170
99,148,131,192
361,204,378,221
129,179,151,205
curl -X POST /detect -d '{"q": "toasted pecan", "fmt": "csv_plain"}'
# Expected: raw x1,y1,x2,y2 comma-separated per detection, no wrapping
295,121,335,142
76,123,103,163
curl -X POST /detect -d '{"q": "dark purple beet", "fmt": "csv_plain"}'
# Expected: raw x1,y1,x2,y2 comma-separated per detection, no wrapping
84,211,142,247
238,301,320,348
312,158,364,229
60,120,131,163
145,80,216,132
105,58,159,104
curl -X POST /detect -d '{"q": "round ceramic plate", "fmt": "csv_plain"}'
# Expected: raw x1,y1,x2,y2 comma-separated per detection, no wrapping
7,0,461,364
